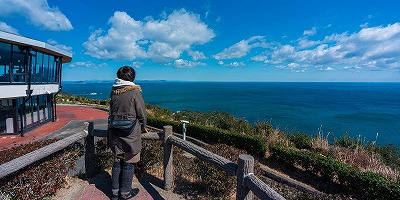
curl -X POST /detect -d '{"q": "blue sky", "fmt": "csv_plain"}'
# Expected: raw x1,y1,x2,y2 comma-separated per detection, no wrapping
1,0,400,82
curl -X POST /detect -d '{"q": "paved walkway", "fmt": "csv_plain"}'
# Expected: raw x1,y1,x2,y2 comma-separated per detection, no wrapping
69,171,183,200
0,104,109,150
0,105,183,200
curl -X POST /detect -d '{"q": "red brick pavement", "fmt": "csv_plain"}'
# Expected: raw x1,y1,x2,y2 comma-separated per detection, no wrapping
71,177,161,200
0,104,109,151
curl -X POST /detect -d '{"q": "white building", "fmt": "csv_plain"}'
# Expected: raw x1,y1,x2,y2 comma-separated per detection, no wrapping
0,31,72,136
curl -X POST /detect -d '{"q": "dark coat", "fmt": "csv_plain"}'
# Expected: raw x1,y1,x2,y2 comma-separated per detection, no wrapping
108,85,146,161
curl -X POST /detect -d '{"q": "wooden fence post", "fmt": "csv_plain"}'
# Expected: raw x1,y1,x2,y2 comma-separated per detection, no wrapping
236,154,254,200
85,122,95,179
163,125,173,191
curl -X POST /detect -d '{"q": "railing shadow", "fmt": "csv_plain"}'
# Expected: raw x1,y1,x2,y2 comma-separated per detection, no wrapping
137,172,165,200
87,170,113,198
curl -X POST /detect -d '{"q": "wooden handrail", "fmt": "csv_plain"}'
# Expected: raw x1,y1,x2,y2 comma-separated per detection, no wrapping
159,125,285,200
244,174,285,200
167,134,238,175
0,122,89,179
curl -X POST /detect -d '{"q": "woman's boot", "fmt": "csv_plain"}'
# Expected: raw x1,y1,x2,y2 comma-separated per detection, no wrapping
120,162,135,200
111,161,122,200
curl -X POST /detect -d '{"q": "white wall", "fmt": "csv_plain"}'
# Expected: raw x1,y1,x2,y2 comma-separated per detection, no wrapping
6,118,13,133
0,84,59,99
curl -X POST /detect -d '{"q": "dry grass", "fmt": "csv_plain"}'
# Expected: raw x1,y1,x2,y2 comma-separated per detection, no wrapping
301,127,400,181
306,129,400,181
332,146,400,181
311,125,330,152
265,129,288,157
266,129,287,145
311,136,330,152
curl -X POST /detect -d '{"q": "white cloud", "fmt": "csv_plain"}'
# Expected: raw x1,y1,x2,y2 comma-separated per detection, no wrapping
254,23,400,71
188,50,207,61
213,36,267,60
227,61,245,67
360,22,369,28
251,54,269,62
276,63,307,72
47,39,73,55
144,9,215,45
319,67,334,71
0,21,19,34
69,61,107,68
144,9,215,62
297,38,321,49
83,11,147,61
303,27,317,36
0,0,72,31
131,62,143,69
83,9,214,64
147,42,182,63
174,59,206,68
217,61,245,67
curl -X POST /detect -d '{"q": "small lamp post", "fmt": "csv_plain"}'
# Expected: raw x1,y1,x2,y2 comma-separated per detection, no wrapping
180,120,189,140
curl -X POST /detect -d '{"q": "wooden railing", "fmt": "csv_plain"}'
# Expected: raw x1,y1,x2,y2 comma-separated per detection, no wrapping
0,122,285,200
89,122,285,200
0,122,91,179
162,125,285,200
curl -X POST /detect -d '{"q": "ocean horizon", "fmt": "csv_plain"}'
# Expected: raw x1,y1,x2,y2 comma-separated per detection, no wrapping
61,80,400,146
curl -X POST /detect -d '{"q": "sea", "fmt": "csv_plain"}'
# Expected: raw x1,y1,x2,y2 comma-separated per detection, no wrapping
61,81,400,146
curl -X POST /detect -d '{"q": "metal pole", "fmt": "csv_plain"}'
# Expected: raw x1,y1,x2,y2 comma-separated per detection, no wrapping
180,120,189,140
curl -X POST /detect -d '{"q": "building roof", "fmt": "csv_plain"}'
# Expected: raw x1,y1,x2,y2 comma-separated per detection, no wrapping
0,31,72,63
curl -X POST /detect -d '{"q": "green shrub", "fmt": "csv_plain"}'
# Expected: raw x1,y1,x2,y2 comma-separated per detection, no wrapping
146,104,174,119
95,139,113,171
172,110,253,134
57,93,110,107
147,116,267,157
288,132,312,150
270,144,400,199
193,144,247,199
254,120,274,137
334,132,359,149
137,140,164,174
375,144,400,171
0,140,83,200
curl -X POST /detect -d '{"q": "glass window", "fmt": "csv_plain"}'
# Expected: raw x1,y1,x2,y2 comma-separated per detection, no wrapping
11,49,26,83
32,96,39,124
43,54,50,83
0,110,8,133
36,52,43,83
50,56,56,82
0,42,11,83
1,99,13,108
30,50,37,83
54,57,61,83
25,96,33,127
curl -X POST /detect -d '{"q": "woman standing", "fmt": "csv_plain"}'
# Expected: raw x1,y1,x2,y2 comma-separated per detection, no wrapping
108,66,147,200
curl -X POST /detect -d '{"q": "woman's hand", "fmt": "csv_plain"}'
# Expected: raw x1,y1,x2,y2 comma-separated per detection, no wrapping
142,128,149,133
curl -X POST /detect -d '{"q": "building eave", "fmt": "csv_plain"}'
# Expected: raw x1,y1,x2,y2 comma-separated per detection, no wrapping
0,31,72,63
